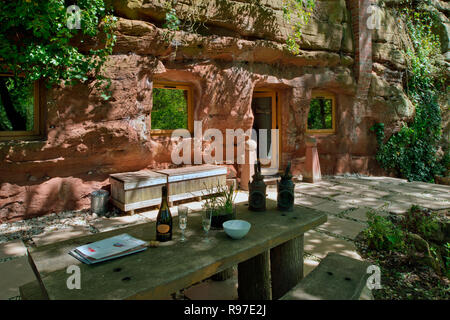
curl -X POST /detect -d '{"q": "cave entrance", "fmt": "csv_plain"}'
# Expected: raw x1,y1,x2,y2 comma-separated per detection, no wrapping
251,89,281,176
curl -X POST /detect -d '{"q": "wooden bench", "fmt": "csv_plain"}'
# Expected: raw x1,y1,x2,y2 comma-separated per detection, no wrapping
155,164,227,206
110,165,227,214
110,170,167,214
280,253,372,300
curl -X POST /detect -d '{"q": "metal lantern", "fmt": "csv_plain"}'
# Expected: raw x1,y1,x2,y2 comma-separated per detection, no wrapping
277,162,295,212
248,161,267,212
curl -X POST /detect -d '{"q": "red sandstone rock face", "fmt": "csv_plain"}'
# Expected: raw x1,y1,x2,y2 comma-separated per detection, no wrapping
0,1,426,221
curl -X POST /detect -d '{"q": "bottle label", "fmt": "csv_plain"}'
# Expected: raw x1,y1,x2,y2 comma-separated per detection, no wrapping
157,224,170,234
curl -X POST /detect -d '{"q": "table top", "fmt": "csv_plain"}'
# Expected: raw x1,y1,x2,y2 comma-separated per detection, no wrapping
110,170,167,189
155,164,227,182
27,200,326,300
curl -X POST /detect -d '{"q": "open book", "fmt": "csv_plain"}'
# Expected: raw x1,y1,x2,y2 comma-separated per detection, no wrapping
69,233,148,264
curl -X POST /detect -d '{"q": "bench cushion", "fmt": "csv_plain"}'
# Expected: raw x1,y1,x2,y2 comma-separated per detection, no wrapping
280,253,371,300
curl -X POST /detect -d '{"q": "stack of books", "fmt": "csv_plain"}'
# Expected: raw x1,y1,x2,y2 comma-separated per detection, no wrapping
69,233,148,264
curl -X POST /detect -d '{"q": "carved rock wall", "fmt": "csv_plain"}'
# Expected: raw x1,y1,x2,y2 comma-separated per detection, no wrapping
1,0,443,221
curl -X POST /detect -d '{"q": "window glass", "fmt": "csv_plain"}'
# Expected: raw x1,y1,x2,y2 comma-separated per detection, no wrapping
0,76,35,132
151,87,189,131
307,97,333,131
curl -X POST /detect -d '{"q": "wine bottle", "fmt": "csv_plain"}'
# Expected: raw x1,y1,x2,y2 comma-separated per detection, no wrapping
156,186,172,242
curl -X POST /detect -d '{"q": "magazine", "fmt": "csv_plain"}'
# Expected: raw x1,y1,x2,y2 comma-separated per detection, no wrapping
69,233,148,264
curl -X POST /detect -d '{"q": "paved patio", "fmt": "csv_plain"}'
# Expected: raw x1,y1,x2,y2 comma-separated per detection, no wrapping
1,175,449,300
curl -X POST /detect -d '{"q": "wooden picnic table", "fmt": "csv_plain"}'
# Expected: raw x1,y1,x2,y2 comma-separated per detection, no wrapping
22,199,326,300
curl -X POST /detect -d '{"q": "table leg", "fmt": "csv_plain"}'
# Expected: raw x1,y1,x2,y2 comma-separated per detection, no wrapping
270,235,304,300
211,266,235,281
238,250,272,300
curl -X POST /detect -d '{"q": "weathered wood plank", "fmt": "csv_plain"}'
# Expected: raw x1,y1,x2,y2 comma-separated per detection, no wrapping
110,171,167,190
110,170,166,212
156,165,227,183
238,251,272,300
211,266,235,281
26,200,326,300
270,235,304,300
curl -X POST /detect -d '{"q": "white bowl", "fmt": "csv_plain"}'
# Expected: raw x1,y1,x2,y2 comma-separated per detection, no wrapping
223,220,251,240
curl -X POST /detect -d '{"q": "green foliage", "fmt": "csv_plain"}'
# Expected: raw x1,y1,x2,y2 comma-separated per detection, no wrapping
151,88,188,130
202,182,237,217
0,77,34,131
307,97,332,130
163,7,181,31
219,181,236,215
444,243,450,277
364,211,406,252
282,0,316,54
371,7,447,182
402,205,441,240
0,0,116,100
370,93,444,182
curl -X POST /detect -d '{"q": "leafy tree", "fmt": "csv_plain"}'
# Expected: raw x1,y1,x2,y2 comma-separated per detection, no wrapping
152,88,188,130
308,98,332,130
0,77,34,131
0,0,116,130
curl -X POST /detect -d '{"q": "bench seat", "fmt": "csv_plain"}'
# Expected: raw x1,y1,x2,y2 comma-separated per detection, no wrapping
280,253,371,300
110,165,227,213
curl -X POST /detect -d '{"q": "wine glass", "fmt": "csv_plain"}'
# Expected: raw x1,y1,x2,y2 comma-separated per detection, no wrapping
178,205,188,242
202,208,213,243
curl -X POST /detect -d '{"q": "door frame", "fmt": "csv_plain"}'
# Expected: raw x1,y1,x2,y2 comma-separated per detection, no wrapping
252,89,282,174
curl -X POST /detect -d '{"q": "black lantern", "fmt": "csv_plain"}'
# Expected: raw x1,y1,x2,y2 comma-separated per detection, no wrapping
277,162,295,212
248,161,267,212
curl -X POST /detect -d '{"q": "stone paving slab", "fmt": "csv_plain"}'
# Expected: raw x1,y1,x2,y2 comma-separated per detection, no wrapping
407,181,450,193
310,200,356,215
430,192,450,201
383,200,413,214
312,181,338,188
383,195,450,212
32,226,91,247
332,194,388,209
304,230,362,261
295,195,329,207
408,197,450,210
329,184,368,194
0,256,36,300
357,189,391,198
357,198,390,209
0,239,27,260
304,258,320,277
360,176,408,184
327,178,373,189
299,187,342,198
316,216,366,240
267,190,277,200
344,207,388,222
295,183,323,190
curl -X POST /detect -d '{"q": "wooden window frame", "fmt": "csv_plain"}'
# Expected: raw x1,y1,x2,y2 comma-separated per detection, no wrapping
151,81,194,136
0,74,45,141
306,91,336,134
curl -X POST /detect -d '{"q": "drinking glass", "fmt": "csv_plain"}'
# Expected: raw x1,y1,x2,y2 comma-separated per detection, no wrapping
178,205,188,242
202,208,213,243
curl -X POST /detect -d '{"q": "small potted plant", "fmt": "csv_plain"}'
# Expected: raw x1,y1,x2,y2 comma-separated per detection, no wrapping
203,182,237,230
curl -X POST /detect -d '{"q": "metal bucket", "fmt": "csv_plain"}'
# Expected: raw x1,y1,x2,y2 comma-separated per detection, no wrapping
90,190,109,215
